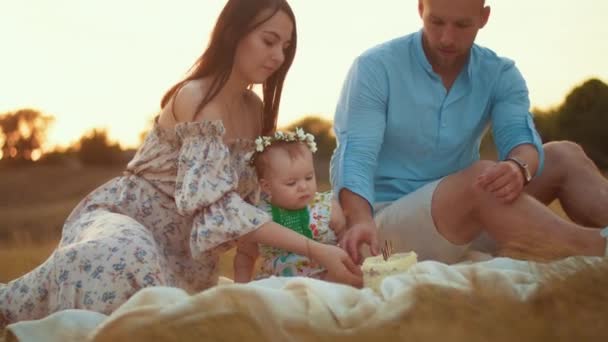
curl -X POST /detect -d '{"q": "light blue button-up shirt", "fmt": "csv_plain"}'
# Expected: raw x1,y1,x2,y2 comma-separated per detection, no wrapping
330,30,544,206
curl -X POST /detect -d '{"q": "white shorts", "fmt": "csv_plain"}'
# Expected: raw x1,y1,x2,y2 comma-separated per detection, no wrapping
373,179,470,264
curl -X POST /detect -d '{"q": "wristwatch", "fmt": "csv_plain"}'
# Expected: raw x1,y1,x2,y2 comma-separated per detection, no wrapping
506,156,532,185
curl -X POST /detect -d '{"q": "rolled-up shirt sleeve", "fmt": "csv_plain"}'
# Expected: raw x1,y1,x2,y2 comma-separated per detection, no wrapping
490,61,545,174
330,55,388,207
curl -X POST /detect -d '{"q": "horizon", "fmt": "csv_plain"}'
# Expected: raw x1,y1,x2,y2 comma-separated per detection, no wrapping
2,0,607,149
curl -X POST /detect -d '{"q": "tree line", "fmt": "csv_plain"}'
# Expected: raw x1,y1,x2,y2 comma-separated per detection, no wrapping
1,78,607,168
0,109,126,166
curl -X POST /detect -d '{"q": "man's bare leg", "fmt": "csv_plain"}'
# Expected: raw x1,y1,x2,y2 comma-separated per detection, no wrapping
431,160,606,260
525,141,608,227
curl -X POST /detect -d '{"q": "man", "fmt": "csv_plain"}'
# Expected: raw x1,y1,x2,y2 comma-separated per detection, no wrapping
331,0,608,264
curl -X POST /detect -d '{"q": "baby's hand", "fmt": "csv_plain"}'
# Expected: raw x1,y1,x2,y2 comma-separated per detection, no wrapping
233,238,259,283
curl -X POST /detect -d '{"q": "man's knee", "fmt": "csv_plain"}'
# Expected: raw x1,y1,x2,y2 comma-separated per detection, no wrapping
430,160,496,211
544,140,594,168
459,160,496,182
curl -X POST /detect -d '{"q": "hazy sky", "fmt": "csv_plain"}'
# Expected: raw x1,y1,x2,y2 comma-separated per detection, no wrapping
1,0,607,148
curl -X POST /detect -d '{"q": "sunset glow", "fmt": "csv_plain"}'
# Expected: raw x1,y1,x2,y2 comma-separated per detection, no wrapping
2,0,607,149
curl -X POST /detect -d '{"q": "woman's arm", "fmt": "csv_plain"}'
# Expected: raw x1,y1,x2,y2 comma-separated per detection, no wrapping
245,221,363,287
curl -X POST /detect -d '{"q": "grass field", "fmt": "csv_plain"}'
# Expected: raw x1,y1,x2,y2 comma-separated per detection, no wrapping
0,160,577,283
0,163,124,281
0,161,329,282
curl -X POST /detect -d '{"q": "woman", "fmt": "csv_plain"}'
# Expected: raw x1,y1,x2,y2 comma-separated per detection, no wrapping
0,0,362,327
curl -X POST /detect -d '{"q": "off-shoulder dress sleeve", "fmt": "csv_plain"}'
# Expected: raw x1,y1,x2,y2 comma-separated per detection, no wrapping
174,121,271,259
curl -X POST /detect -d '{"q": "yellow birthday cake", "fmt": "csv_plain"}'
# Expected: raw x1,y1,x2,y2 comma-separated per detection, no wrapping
362,251,418,292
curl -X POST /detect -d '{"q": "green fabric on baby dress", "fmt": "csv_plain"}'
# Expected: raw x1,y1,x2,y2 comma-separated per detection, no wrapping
270,204,312,239
257,191,338,279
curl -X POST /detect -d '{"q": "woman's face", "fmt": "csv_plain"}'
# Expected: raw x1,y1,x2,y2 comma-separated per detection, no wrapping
233,9,294,84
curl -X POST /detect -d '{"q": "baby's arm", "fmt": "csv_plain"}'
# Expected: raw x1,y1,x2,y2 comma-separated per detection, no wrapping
234,237,259,283
329,198,347,241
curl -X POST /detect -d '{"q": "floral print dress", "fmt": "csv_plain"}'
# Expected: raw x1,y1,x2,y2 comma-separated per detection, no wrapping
256,191,338,279
0,120,270,328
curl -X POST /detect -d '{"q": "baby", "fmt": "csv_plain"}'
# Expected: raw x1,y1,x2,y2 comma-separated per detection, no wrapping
234,128,346,282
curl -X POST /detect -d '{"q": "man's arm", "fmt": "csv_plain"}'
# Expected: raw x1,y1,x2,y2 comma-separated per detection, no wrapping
329,198,347,240
507,143,539,178
338,189,379,264
490,61,544,173
330,55,388,262
331,55,388,208
477,143,539,203
477,61,543,202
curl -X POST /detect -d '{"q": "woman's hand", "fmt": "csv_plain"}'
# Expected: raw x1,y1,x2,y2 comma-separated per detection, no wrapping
310,241,363,288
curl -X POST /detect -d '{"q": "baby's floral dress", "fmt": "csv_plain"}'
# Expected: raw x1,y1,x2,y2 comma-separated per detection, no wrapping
256,191,338,279
0,120,270,327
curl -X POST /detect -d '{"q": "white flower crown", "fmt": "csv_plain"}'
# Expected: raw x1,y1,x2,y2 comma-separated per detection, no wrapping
251,127,317,164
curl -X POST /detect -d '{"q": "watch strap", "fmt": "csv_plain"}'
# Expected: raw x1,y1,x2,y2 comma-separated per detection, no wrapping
506,157,532,185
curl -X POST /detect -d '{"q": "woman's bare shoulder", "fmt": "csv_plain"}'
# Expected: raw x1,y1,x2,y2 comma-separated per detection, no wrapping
158,79,212,126
173,80,211,122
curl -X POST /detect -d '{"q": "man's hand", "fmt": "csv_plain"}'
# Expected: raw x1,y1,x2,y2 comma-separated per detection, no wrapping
329,199,347,241
475,160,525,203
338,220,379,265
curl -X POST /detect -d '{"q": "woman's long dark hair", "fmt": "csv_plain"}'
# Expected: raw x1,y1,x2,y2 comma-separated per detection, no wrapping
161,0,297,135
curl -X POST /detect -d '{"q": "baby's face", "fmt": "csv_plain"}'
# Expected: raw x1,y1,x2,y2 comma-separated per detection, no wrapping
261,149,317,210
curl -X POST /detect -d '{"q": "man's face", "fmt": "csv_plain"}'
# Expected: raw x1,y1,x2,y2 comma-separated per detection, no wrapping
419,0,489,70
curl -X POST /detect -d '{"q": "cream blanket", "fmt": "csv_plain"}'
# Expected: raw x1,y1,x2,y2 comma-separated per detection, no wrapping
3,257,605,342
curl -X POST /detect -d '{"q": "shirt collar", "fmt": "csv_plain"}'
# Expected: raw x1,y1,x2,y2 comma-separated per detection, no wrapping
413,30,434,75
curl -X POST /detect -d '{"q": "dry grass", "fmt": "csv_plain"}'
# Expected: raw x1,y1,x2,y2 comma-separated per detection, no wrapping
1,163,607,340
0,163,595,282
0,163,568,282
344,258,608,342
0,240,57,282
0,162,331,283
0,166,268,283
0,163,123,240
12,258,604,341
0,163,123,281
